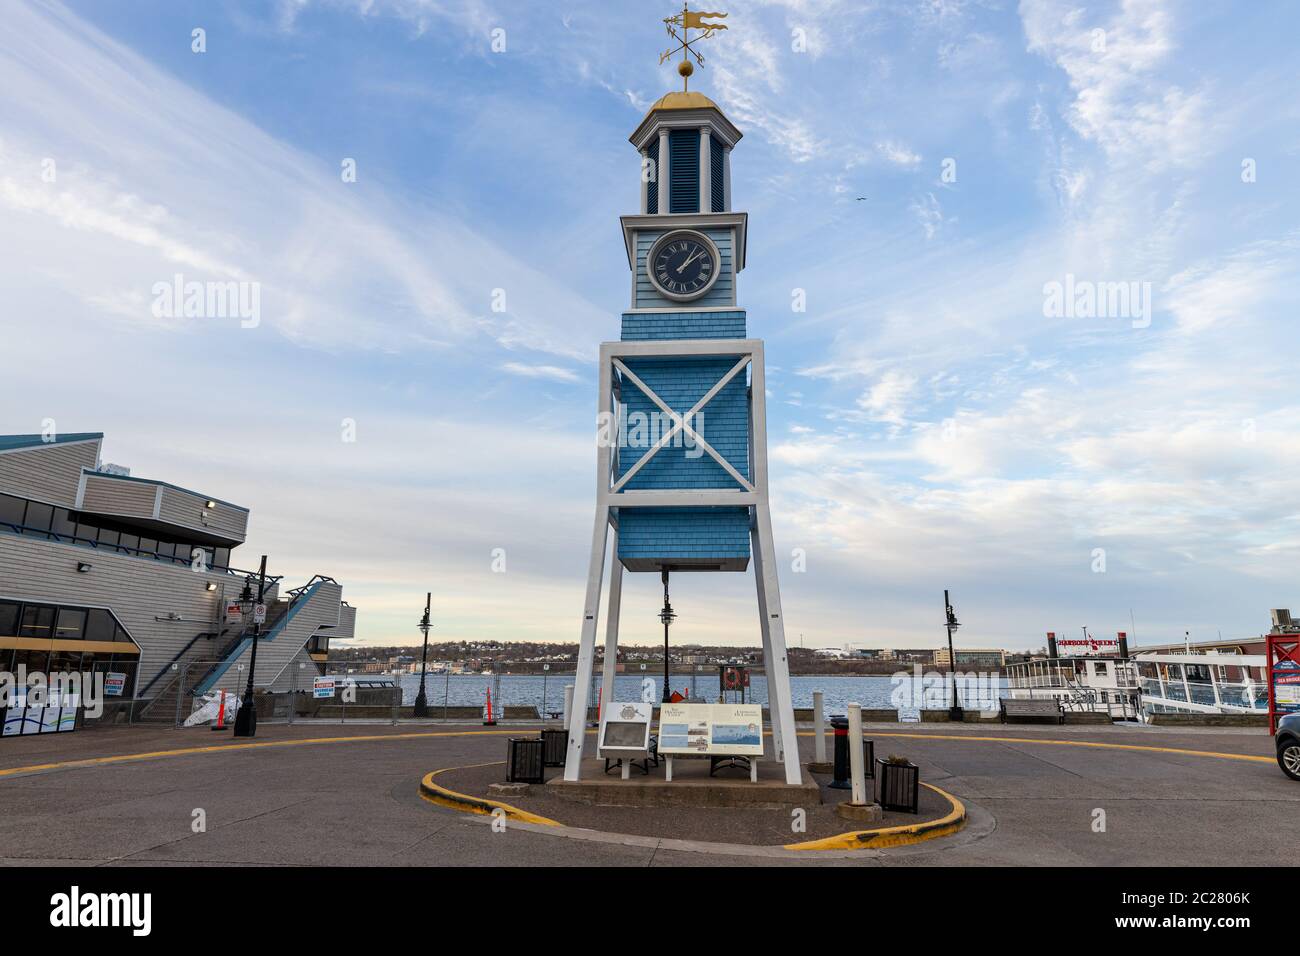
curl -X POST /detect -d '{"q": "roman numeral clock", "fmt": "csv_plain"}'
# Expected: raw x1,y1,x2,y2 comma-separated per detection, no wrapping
563,8,803,786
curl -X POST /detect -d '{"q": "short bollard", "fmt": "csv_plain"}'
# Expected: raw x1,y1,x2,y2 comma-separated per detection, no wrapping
813,690,827,764
829,715,851,789
848,703,867,805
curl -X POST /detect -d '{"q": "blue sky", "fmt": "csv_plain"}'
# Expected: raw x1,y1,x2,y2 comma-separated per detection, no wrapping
2,0,1298,652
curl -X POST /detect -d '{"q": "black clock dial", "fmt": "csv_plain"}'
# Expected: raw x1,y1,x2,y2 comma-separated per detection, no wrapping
652,235,715,298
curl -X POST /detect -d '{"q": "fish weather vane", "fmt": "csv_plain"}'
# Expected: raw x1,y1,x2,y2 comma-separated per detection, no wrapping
660,4,728,91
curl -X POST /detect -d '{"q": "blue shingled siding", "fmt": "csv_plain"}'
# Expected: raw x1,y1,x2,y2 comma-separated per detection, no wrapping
621,310,746,340
635,227,733,309
617,355,749,491
617,506,750,564
668,129,699,213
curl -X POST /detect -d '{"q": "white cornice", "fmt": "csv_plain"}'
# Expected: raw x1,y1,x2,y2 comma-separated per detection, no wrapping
629,108,742,152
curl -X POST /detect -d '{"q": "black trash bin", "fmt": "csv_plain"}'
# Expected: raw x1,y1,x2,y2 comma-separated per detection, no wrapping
507,737,545,784
539,727,567,767
829,715,851,789
876,757,919,813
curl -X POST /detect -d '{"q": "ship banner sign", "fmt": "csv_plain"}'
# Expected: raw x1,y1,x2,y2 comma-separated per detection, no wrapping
658,703,764,756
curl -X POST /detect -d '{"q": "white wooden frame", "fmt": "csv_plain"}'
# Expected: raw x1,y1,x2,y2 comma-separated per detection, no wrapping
563,337,802,785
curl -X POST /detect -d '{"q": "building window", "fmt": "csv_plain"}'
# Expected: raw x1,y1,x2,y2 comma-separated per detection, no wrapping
710,134,725,211
84,609,117,643
96,526,120,550
19,604,56,638
23,501,53,536
51,508,77,540
54,607,87,641
0,600,19,636
0,494,25,527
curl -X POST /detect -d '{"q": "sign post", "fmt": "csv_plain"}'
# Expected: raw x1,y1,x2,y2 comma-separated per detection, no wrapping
1267,634,1300,734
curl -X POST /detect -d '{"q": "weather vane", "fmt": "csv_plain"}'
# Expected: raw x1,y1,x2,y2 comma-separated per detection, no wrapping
660,4,728,91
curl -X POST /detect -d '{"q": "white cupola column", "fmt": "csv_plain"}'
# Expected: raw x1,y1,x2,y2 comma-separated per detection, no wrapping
699,126,712,213
657,127,671,214
722,145,732,212
640,148,649,213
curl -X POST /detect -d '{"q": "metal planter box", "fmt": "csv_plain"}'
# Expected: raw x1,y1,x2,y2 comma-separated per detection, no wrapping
539,727,567,767
507,737,545,784
876,758,919,814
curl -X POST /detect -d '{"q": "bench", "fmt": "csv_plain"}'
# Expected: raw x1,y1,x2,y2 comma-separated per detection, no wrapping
999,697,1064,724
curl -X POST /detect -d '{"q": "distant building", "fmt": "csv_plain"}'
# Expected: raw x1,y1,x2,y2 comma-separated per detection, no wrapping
0,432,355,715
934,647,1006,668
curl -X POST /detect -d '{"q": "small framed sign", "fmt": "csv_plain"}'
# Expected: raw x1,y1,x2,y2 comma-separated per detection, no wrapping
598,701,653,756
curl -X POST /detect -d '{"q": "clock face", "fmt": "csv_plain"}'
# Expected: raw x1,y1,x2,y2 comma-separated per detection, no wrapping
649,232,719,301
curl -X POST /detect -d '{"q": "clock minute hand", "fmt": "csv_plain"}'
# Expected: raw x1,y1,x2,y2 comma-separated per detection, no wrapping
676,249,704,273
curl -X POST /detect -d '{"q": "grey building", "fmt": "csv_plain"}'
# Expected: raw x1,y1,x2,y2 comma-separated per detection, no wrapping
0,432,354,719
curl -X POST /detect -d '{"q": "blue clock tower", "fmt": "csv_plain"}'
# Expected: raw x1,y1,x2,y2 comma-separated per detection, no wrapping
562,27,803,786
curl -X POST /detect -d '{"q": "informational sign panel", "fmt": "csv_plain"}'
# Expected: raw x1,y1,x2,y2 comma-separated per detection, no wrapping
1268,634,1300,733
104,673,127,697
599,701,653,754
253,603,267,624
225,603,243,623
658,703,763,756
313,677,337,699
1,693,80,738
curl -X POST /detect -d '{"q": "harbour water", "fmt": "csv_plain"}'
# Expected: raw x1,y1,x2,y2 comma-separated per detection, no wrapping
392,672,1008,715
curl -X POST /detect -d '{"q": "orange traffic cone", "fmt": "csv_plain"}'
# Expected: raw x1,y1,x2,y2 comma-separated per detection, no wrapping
211,690,227,732
483,687,496,726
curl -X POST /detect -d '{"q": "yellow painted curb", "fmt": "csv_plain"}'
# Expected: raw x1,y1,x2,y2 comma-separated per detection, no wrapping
419,765,562,826
784,783,967,851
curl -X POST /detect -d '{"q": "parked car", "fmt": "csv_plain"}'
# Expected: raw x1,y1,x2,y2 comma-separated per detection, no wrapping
1277,713,1300,781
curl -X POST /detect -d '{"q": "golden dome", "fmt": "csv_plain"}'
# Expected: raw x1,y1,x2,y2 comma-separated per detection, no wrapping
645,90,720,114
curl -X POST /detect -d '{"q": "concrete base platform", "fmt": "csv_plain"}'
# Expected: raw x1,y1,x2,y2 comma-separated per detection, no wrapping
834,801,883,824
546,759,822,809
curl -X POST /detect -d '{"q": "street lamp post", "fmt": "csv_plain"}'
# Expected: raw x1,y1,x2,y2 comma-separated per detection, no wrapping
233,555,268,738
413,592,432,718
944,589,964,722
659,569,676,703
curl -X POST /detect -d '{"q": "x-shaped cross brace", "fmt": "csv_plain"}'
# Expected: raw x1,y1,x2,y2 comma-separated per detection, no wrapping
610,354,754,494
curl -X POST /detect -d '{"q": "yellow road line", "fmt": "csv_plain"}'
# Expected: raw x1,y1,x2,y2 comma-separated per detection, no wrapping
0,728,530,779
0,725,1272,783
824,731,1275,764
784,783,967,851
419,765,562,826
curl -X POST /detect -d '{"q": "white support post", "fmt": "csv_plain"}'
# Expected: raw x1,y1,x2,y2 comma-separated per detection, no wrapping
848,702,866,805
562,684,574,728
640,148,649,214
751,522,784,766
564,352,615,782
813,690,826,763
749,344,801,786
699,126,711,213
722,146,732,211
657,128,671,214
564,508,608,780
601,553,623,713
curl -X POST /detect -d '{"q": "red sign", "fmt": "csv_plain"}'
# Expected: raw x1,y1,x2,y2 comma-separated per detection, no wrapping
1267,634,1300,733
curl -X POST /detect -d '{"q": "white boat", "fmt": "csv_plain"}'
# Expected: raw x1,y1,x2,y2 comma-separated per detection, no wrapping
1006,649,1269,721
1004,655,1142,721
1133,651,1268,716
